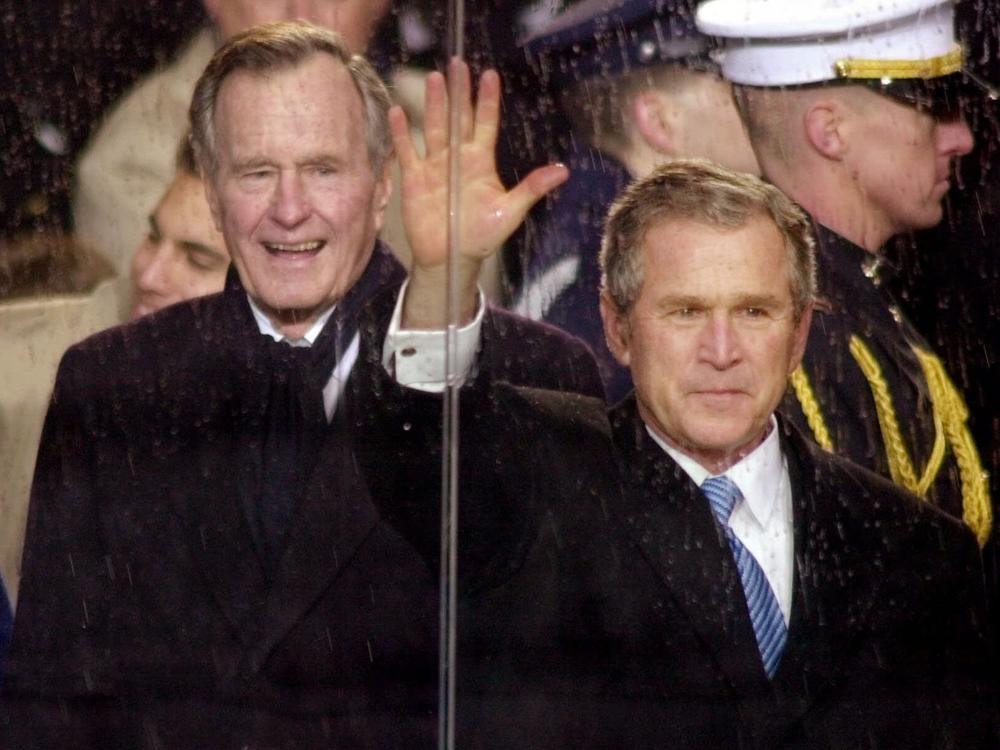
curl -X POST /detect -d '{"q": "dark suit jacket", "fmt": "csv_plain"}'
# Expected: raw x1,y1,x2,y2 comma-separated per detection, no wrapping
608,394,996,748
0,248,602,749
370,376,996,749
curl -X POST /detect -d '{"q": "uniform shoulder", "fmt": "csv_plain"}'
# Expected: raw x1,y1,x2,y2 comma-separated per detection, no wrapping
790,425,977,554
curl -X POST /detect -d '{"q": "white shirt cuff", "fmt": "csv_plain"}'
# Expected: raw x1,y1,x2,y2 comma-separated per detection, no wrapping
381,279,484,392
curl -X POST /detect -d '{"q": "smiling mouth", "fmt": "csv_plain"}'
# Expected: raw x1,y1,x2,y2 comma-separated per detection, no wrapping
263,240,325,255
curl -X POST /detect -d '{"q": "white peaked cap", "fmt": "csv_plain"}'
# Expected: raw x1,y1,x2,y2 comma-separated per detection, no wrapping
695,0,961,87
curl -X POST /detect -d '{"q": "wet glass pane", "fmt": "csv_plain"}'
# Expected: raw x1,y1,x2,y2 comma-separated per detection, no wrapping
1,0,999,747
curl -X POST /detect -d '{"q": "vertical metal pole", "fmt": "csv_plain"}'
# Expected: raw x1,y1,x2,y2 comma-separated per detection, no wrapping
439,2,464,750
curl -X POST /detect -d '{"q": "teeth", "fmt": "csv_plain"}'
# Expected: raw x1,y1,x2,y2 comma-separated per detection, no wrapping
264,240,323,253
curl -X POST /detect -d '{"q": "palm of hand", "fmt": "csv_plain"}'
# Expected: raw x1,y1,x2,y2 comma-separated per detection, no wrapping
390,62,567,276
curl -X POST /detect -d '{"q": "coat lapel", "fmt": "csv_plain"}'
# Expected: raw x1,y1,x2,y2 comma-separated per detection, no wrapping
768,419,856,717
168,258,405,676
164,284,273,647
236,418,380,678
609,397,770,694
171,426,271,646
233,272,402,677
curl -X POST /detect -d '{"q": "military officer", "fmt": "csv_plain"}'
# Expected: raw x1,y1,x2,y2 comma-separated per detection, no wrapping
697,0,993,545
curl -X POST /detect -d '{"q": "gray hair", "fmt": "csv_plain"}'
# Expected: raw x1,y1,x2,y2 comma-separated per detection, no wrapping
600,158,816,321
189,20,393,175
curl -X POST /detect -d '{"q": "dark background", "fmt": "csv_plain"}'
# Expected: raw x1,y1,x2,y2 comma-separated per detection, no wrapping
0,0,206,236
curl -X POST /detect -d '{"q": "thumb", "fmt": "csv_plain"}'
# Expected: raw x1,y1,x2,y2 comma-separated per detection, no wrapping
502,163,569,227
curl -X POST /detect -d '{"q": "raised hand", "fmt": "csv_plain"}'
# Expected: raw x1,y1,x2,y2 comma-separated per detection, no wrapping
389,59,568,328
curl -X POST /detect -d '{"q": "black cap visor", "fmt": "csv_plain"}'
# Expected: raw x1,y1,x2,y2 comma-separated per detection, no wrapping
865,70,998,116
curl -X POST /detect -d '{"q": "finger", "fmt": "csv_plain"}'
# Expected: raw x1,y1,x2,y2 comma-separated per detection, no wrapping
449,57,474,142
423,70,448,156
498,163,570,230
388,105,417,172
473,69,501,152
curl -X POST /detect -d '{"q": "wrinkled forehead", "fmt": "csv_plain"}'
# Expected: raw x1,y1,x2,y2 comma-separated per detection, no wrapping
641,214,794,281
211,56,367,164
214,53,357,125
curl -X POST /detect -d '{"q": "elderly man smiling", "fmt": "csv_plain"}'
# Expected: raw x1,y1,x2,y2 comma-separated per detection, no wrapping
1,20,597,749
74,0,393,279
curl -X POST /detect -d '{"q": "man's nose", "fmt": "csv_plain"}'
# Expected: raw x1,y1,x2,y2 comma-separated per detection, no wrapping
938,114,974,158
271,172,310,228
134,242,174,294
699,314,741,369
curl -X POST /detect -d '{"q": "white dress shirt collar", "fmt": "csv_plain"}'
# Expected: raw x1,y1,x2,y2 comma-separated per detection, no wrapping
646,416,784,527
246,294,355,422
646,416,794,623
247,295,336,348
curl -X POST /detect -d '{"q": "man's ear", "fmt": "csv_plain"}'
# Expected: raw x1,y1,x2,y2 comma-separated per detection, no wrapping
632,90,678,157
803,100,847,160
600,291,632,368
788,302,814,374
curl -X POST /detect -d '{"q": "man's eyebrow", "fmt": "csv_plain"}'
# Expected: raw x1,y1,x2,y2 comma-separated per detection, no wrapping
734,292,786,308
298,153,345,166
230,156,274,172
652,292,788,309
654,293,704,309
229,154,346,171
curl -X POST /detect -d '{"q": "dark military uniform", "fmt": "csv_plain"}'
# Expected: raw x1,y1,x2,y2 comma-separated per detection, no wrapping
509,0,712,404
782,224,990,545
513,145,633,402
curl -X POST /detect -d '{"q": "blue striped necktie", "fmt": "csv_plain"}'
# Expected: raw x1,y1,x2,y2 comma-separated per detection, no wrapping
702,475,787,679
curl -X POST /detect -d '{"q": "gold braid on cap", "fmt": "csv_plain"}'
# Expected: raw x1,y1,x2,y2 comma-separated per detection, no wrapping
834,45,963,80
790,336,991,547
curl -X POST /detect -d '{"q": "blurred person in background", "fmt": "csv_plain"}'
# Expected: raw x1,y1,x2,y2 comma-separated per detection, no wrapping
0,133,225,626
511,0,759,401
0,231,111,680
0,233,113,303
0,232,117,652
129,135,228,320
